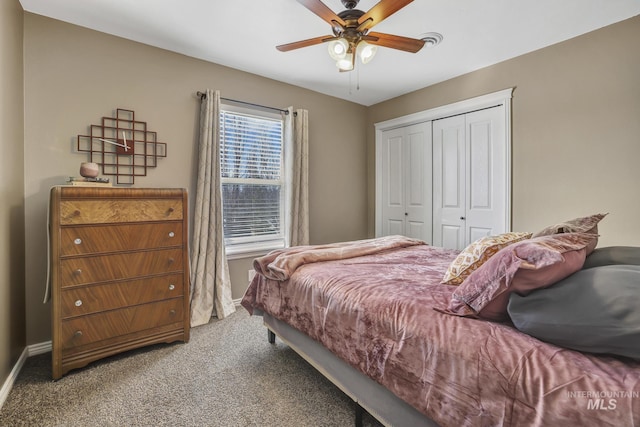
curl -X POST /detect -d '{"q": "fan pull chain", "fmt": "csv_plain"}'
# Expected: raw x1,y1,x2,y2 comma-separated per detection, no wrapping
347,67,361,96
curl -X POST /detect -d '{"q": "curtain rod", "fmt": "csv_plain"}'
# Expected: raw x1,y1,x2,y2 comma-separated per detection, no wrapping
196,91,291,115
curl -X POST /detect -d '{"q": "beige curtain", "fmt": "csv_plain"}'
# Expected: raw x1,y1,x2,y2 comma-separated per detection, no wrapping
190,89,235,327
284,108,310,247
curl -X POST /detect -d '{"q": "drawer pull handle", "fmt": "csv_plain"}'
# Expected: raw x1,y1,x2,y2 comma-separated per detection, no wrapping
168,258,175,264
169,284,175,291
73,210,81,216
168,232,175,238
74,330,83,338
169,310,176,316
167,207,175,214
74,238,82,245
74,269,82,275
75,299,83,307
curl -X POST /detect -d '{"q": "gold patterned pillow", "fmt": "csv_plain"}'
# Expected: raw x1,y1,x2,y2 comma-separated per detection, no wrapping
441,232,533,285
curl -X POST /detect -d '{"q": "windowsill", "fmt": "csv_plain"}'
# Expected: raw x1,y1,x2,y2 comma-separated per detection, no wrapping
225,242,285,260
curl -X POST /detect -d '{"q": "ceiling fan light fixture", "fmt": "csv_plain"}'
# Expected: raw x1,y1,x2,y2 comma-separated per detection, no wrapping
336,52,354,71
279,0,425,73
358,41,377,64
328,38,349,60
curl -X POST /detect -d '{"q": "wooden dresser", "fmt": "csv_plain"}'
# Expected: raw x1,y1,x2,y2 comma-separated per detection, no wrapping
49,187,190,379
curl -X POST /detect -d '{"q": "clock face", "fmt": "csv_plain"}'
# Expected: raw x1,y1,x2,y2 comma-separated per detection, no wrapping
96,134,135,155
114,138,135,156
77,109,167,184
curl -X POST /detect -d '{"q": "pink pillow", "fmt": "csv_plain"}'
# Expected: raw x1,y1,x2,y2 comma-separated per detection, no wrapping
440,233,597,321
479,249,585,320
532,213,607,255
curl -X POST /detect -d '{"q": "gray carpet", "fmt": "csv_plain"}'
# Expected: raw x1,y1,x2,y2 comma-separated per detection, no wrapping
0,310,383,427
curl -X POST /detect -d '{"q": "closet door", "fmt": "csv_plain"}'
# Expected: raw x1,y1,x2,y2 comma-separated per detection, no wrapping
379,122,432,242
380,127,407,236
433,106,507,250
465,107,507,243
432,115,466,250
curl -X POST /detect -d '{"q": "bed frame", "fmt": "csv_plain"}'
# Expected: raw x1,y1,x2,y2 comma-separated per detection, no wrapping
262,312,439,427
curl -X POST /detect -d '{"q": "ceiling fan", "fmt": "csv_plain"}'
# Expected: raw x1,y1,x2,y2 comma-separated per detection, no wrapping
277,0,425,72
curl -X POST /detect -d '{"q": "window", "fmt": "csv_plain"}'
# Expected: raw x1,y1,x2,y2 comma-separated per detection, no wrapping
219,105,285,256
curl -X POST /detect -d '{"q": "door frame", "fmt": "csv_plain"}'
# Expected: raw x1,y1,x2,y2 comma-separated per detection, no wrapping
375,88,514,238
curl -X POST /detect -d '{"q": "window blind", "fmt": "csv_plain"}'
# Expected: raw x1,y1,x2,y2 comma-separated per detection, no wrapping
220,112,282,180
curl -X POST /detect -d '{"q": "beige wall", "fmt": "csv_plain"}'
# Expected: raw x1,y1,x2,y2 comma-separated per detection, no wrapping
367,15,640,247
0,0,26,385
22,13,368,345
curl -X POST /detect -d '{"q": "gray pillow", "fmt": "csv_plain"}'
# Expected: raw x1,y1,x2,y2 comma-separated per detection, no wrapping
582,246,640,269
508,265,640,360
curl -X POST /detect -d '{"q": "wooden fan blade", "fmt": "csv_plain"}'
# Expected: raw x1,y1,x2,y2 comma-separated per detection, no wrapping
297,0,346,28
357,0,413,31
276,35,335,52
366,32,425,53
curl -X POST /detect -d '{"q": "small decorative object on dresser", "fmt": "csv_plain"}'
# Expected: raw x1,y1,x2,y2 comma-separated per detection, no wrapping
79,162,99,178
49,186,190,379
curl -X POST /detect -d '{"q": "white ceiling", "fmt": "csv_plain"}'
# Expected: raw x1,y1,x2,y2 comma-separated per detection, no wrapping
19,0,640,106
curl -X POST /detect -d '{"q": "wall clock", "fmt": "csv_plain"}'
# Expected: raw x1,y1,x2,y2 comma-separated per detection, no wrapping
76,108,167,184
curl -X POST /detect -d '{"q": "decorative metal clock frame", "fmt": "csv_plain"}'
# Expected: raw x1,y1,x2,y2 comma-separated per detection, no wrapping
77,108,167,184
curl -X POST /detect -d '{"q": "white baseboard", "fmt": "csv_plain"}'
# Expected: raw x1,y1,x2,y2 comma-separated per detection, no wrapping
0,341,52,410
0,347,28,410
28,341,52,356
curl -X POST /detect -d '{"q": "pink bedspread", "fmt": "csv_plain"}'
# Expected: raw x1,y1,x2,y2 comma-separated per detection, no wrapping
242,244,640,427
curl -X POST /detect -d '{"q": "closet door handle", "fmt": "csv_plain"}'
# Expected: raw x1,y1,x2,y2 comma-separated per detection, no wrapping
460,216,466,220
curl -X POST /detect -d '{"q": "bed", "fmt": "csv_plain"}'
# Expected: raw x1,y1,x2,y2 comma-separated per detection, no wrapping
241,216,640,427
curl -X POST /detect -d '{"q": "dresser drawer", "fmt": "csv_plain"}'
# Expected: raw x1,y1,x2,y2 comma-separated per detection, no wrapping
61,274,184,317
59,199,183,225
61,298,184,349
59,222,182,256
60,248,183,286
